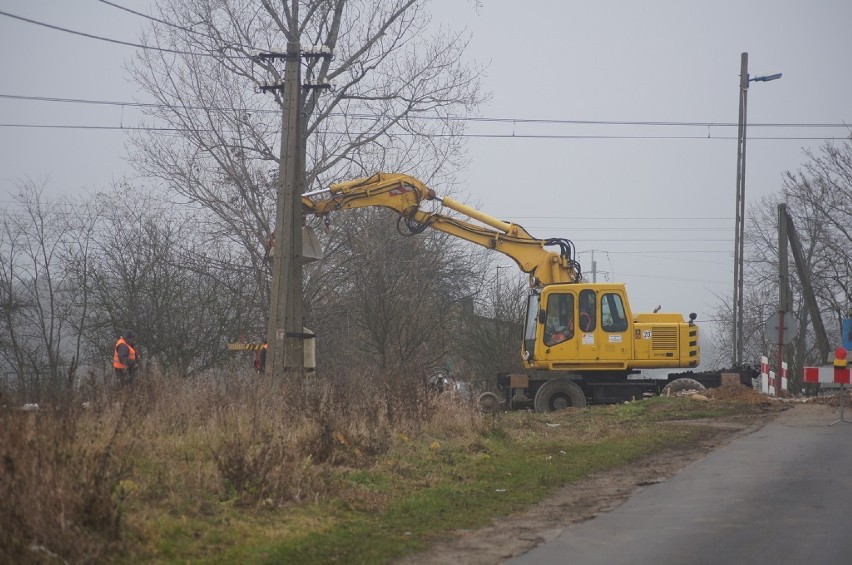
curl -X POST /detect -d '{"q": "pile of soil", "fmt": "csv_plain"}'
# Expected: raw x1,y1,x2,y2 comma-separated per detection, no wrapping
703,383,780,405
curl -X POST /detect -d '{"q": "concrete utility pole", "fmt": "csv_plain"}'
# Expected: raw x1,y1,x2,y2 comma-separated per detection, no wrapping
777,203,790,378
732,52,749,367
257,13,331,377
265,39,305,378
731,52,782,367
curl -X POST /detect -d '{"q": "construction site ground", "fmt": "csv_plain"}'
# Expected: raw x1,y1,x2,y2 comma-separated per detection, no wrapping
400,386,840,565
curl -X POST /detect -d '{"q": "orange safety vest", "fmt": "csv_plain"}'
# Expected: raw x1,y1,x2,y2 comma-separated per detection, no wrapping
254,343,268,371
113,337,137,369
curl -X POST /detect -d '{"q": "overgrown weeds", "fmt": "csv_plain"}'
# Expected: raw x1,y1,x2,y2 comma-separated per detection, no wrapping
0,398,132,563
0,366,485,562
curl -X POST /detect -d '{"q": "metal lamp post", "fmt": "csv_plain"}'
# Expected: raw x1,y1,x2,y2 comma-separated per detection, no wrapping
732,52,782,367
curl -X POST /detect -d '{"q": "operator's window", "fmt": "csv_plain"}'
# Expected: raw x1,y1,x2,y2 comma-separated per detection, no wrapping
544,293,574,346
579,289,596,332
601,293,628,332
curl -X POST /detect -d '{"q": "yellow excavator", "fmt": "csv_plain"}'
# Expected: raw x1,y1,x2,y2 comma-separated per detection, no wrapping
302,173,705,412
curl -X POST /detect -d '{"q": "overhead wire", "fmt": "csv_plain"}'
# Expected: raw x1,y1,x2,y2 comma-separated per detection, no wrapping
96,0,208,39
0,8,238,58
0,203,733,256
1,94,851,130
1,7,849,141
0,122,843,141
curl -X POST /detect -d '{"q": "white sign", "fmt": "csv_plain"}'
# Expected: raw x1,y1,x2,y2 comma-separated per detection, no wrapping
765,312,797,345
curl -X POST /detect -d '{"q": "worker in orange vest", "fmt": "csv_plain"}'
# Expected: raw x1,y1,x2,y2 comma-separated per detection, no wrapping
254,339,268,373
113,330,139,388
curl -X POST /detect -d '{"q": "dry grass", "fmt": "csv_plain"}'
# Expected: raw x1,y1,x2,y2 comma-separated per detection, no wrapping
0,367,486,562
1,401,131,563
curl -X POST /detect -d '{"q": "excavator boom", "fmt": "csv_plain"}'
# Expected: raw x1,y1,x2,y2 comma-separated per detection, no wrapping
302,173,581,284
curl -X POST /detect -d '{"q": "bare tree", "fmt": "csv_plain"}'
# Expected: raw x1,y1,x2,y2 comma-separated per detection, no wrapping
712,135,852,388
457,265,527,391
128,0,487,273
87,183,261,377
122,1,489,383
308,209,484,371
0,180,102,401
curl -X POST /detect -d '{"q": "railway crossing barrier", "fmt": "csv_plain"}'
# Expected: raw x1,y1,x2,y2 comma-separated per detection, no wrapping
803,347,852,426
759,356,787,395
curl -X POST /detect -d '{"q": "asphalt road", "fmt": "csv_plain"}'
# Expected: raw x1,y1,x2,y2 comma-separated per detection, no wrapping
512,404,852,565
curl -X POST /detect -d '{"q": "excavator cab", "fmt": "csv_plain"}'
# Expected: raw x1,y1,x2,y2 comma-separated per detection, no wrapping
522,283,699,372
524,283,633,371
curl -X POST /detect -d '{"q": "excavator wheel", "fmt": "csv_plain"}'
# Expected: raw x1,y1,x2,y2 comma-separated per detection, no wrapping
478,392,504,413
534,379,587,413
661,377,706,397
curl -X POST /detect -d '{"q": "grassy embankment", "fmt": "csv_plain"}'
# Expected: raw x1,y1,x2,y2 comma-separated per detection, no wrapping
1,374,768,563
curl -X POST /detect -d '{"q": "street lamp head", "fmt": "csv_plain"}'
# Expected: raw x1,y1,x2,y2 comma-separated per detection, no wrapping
751,72,782,83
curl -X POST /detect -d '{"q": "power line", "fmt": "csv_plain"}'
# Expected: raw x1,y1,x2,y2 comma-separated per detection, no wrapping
460,133,838,141
523,224,732,230
615,271,730,284
0,206,737,246
513,215,731,220
571,238,733,243
615,252,731,266
1,9,849,148
0,123,182,132
0,9,225,57
0,122,843,141
601,250,730,254
0,207,734,243
0,208,734,232
96,0,206,39
2,93,851,130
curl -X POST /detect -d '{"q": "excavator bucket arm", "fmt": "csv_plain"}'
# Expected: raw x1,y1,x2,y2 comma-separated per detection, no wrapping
301,173,581,285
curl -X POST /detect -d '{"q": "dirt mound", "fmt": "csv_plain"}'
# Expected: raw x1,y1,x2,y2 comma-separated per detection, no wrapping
704,383,778,405
808,389,852,407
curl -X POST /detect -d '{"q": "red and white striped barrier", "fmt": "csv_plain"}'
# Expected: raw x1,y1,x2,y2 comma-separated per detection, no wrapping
760,356,770,394
804,346,850,384
806,348,852,426
760,356,788,395
803,366,851,384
